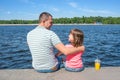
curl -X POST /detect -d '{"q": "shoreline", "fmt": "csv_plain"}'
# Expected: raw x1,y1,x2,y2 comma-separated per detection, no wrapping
0,23,120,26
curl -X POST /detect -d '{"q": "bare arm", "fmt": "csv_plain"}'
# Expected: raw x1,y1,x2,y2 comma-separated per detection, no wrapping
55,43,85,55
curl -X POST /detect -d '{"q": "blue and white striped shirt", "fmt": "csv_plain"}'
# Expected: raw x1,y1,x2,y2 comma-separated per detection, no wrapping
27,26,62,70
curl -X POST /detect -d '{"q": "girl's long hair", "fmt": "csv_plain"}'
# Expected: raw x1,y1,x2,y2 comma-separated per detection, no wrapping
70,29,84,47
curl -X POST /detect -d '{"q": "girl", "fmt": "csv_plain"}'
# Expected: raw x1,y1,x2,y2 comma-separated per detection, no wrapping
56,29,85,72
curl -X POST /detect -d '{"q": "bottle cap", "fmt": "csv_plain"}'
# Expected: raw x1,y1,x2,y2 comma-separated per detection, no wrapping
95,58,101,63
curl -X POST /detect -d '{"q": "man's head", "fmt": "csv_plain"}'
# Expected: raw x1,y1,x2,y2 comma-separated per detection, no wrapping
39,12,53,29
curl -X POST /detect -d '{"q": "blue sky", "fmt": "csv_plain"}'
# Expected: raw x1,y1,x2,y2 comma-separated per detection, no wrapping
0,0,120,20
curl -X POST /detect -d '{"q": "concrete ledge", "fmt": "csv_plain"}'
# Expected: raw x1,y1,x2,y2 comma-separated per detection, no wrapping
0,67,120,80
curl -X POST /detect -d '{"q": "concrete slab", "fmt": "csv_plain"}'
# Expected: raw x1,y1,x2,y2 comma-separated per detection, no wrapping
0,67,120,80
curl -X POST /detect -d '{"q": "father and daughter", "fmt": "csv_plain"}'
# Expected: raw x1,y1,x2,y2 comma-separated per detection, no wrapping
27,12,85,73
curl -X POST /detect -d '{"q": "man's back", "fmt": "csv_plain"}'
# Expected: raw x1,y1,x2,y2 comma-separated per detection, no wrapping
27,26,61,70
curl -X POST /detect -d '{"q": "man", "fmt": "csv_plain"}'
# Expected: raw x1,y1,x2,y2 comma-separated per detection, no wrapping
27,12,85,73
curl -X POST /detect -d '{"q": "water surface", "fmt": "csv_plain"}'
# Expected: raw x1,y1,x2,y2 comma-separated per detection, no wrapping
0,25,120,69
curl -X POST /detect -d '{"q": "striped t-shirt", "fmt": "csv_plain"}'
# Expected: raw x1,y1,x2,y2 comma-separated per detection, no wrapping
27,26,62,70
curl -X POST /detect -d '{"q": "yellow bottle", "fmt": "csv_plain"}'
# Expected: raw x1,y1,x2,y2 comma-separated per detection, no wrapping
95,58,101,70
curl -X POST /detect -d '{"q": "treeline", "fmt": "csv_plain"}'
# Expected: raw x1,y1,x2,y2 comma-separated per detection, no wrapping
0,16,120,24
0,20,38,24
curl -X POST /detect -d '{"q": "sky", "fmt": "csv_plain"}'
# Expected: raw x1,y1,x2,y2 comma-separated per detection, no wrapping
0,0,120,20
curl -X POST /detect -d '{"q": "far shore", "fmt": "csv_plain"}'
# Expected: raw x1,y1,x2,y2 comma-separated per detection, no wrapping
0,24,38,26
0,23,119,26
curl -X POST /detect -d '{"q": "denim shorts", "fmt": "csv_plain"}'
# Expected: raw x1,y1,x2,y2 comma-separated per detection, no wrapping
65,66,85,72
56,55,65,68
36,63,60,73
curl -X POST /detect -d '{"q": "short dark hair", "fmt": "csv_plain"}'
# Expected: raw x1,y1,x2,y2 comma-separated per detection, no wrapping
39,12,52,22
70,29,84,47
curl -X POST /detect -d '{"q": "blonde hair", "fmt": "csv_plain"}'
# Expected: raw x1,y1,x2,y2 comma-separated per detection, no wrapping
70,29,84,47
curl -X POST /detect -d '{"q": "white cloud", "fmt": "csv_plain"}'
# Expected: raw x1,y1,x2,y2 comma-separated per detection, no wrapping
68,1,115,16
19,0,35,4
7,11,11,14
52,8,59,12
19,0,30,3
69,2,77,8
80,8,114,14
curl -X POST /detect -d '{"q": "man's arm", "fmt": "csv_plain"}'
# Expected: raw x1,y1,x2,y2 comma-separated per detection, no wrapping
55,43,85,55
